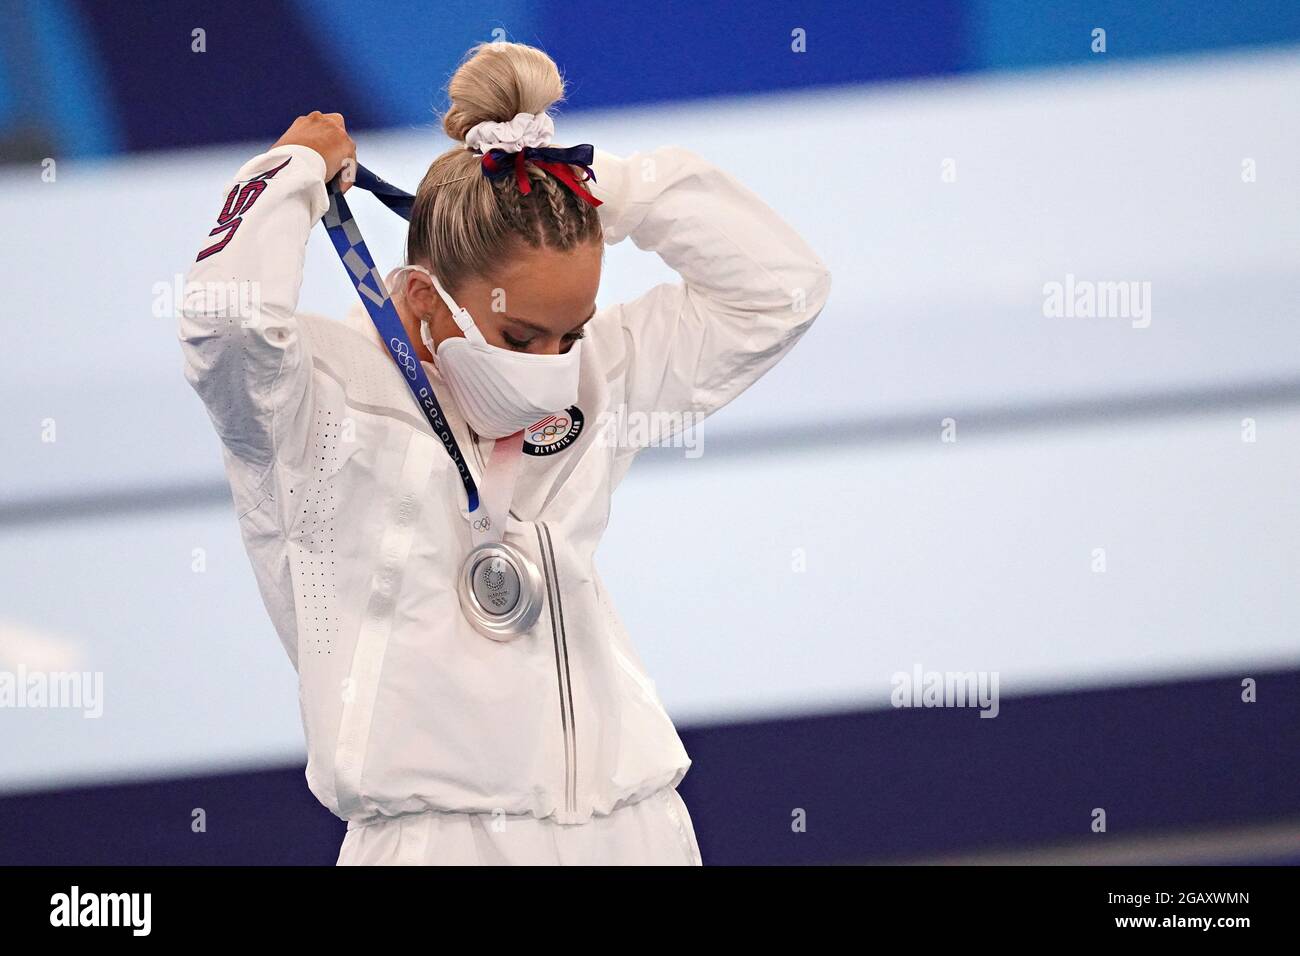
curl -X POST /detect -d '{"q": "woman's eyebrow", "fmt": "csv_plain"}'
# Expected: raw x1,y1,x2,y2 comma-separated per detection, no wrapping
504,305,597,336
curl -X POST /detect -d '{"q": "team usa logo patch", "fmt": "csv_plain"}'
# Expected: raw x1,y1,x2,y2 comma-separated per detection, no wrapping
523,406,584,456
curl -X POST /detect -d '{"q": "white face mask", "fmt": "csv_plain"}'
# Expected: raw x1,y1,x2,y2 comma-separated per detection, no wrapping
386,264,583,439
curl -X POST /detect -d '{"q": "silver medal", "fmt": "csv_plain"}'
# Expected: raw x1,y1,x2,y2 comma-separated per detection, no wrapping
457,540,544,641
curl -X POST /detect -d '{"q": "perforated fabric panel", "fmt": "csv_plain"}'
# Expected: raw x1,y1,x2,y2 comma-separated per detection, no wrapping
298,398,342,656
297,311,431,433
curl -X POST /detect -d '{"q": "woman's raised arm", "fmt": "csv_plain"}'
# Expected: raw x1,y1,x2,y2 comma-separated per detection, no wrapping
587,145,832,459
177,113,353,498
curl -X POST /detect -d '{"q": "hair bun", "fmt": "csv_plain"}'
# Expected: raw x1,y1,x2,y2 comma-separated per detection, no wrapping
443,41,566,144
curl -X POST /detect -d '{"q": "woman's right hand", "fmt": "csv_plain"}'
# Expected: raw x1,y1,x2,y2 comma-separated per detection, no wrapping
271,112,357,191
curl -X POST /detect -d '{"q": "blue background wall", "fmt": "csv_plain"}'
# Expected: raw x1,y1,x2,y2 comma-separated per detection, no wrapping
3,0,1300,162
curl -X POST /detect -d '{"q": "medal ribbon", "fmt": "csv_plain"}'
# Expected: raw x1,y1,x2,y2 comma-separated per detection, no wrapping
472,431,525,548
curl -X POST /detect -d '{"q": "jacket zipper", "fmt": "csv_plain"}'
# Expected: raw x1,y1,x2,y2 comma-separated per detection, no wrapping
469,435,576,816
535,521,576,816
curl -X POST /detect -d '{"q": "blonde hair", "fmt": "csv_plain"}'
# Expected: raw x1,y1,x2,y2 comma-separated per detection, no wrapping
407,41,603,294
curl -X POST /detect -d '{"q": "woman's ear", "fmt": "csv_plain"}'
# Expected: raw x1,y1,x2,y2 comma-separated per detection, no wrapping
402,268,439,319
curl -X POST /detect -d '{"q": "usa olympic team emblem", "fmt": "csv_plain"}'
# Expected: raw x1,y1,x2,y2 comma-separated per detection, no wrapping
523,406,584,456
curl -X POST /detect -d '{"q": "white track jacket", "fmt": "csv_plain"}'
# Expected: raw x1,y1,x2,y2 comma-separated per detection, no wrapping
179,142,831,826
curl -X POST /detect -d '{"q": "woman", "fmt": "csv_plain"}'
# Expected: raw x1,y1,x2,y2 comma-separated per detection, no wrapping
179,41,831,865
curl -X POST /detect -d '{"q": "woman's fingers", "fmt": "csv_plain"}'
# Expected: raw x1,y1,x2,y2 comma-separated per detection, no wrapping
271,112,356,190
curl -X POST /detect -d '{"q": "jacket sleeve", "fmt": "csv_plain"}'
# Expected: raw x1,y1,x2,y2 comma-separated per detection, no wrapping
177,144,329,496
586,145,832,458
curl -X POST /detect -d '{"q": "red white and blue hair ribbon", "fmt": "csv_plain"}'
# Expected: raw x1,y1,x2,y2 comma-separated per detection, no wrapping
478,144,602,207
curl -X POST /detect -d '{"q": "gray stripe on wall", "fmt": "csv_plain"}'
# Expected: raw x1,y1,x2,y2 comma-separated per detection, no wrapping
3,377,1298,529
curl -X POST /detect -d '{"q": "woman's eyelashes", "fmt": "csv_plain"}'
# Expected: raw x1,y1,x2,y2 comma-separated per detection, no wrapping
502,327,587,352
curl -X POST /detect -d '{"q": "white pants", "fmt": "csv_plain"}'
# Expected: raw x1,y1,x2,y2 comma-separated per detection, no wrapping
336,786,703,866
